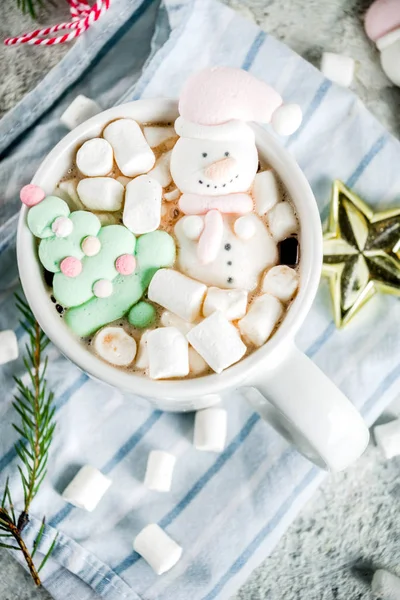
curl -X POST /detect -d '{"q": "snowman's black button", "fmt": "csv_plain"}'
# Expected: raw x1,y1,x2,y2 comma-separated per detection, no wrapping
207,184,210,188
224,243,231,251
227,261,232,266
227,277,233,284
279,237,299,267
44,269,54,287
56,304,64,314
50,295,56,304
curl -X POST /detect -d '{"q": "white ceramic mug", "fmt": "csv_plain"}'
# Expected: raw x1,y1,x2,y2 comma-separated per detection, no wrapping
17,99,369,472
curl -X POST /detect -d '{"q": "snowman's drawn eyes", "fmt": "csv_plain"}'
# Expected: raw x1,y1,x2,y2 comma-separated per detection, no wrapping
202,152,208,157
225,152,230,157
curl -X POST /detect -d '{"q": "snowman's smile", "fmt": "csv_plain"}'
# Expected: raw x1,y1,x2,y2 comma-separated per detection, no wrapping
198,173,240,190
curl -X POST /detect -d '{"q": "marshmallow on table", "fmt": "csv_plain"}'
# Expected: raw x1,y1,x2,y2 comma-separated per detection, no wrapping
76,138,114,176
203,287,248,320
93,327,137,367
262,266,299,302
148,269,207,322
239,294,283,347
271,104,302,136
143,126,176,148
0,330,18,365
134,524,182,575
160,311,194,335
77,177,124,211
253,170,280,216
371,569,400,600
123,175,162,234
135,331,151,369
187,311,247,374
103,119,155,177
374,418,400,459
194,408,227,452
144,450,176,492
148,151,172,188
147,327,189,379
60,95,101,130
164,188,180,201
62,465,111,512
267,201,298,241
320,52,355,87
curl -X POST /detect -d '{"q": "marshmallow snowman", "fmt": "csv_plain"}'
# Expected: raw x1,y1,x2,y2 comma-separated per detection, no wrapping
170,67,300,280
365,0,400,86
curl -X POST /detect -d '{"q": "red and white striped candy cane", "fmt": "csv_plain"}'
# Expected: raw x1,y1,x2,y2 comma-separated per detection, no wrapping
4,0,110,46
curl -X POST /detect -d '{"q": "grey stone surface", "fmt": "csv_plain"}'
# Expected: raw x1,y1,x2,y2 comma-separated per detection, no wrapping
1,0,400,599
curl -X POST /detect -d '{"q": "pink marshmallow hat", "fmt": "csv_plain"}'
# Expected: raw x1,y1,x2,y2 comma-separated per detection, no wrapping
175,67,302,140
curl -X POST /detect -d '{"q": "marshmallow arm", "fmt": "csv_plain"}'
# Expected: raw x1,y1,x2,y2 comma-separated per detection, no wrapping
179,193,253,215
197,210,224,265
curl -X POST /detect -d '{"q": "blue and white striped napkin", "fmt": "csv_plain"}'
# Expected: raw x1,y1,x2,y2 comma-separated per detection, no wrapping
1,1,400,598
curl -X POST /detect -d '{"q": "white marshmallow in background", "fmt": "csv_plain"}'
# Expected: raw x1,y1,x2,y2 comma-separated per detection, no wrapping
103,119,155,177
374,419,400,459
116,175,132,186
0,330,18,365
239,294,283,347
57,179,85,210
371,569,400,600
144,450,176,492
93,327,136,366
164,188,180,201
148,269,207,322
188,347,208,376
160,311,194,335
143,126,176,148
135,331,151,369
203,287,248,320
320,52,355,87
96,212,120,225
133,523,182,575
271,104,302,136
187,311,247,374
60,95,101,130
76,138,114,176
262,266,299,302
253,170,280,216
123,175,162,234
194,408,227,452
77,177,124,212
147,327,189,379
148,151,172,188
267,201,298,241
62,465,112,512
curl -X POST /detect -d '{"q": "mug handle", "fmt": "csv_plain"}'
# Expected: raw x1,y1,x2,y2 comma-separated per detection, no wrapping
241,344,370,471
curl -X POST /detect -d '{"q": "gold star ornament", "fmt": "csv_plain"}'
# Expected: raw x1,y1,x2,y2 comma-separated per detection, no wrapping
322,180,400,328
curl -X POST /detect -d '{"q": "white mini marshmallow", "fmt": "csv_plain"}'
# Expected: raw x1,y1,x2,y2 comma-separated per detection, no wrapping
116,176,132,186
189,347,208,376
60,95,101,130
144,450,176,492
123,175,162,234
234,215,256,240
103,119,155,177
143,126,176,148
194,408,227,452
271,104,302,136
0,330,18,365
57,179,84,209
160,311,194,335
262,266,299,302
239,294,283,347
93,327,136,366
203,287,248,320
148,269,207,322
187,311,247,374
96,212,119,225
374,419,400,459
76,138,114,177
253,170,280,216
133,524,182,575
148,151,172,187
164,188,180,201
77,177,124,212
182,215,204,240
136,331,151,369
62,465,111,512
321,52,355,87
371,569,400,600
147,327,189,379
267,201,298,241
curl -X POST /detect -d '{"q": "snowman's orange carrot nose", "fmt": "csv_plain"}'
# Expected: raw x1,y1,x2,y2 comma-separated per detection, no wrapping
204,157,237,182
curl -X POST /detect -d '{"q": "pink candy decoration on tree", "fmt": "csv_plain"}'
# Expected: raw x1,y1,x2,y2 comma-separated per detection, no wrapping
20,184,45,207
60,256,82,278
115,254,136,275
